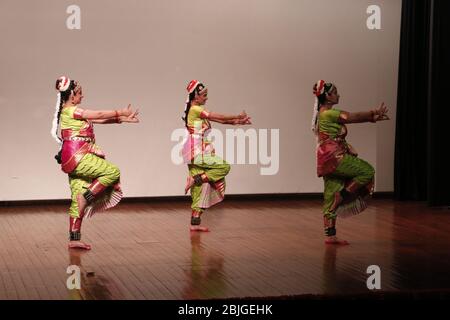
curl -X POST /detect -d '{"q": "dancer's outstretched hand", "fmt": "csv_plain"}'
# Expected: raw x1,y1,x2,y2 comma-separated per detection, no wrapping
233,116,252,125
241,116,252,125
236,110,252,125
238,110,248,119
122,108,140,123
373,102,390,121
121,104,134,117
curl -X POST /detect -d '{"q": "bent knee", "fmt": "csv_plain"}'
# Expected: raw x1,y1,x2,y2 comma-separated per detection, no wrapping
109,165,121,181
359,164,375,184
223,163,231,175
366,165,375,179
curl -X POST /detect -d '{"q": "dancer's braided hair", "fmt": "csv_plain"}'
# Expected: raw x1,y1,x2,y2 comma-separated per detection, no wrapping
51,76,78,163
182,81,205,128
311,80,335,135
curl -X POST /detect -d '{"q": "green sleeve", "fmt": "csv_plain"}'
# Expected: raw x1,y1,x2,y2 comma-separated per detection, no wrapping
189,105,204,120
321,108,341,124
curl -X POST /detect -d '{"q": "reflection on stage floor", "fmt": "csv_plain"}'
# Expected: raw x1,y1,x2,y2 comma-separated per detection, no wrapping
0,199,449,299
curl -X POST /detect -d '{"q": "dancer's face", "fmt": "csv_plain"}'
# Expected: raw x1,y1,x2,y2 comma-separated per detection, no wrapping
71,87,84,105
194,88,208,105
326,86,339,105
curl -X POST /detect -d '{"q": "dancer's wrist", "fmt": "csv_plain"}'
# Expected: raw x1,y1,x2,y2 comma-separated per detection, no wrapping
369,110,376,122
114,110,122,123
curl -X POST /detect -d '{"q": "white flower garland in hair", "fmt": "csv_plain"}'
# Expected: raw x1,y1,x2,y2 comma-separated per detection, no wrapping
51,92,62,145
184,95,190,113
311,80,325,135
311,96,319,134
58,76,70,91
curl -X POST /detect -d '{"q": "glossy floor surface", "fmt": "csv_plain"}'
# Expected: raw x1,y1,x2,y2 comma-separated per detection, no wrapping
0,199,449,299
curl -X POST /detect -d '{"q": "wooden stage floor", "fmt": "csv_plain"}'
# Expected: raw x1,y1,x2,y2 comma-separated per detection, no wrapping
0,198,449,300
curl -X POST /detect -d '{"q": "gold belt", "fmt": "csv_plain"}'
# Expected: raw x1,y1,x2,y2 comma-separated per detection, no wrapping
66,137,94,142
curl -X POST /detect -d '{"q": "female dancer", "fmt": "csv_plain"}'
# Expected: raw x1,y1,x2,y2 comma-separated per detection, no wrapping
311,80,389,245
51,76,139,249
182,80,251,232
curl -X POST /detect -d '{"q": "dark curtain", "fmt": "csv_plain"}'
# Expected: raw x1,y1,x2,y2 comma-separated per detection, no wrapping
394,0,450,207
427,0,450,206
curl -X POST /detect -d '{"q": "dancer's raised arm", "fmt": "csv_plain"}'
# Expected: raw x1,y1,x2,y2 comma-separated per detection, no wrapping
203,110,252,125
338,102,389,124
90,108,140,124
78,104,136,120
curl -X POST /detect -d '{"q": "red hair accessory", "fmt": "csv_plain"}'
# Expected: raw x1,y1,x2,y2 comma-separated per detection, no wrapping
57,76,71,92
313,80,326,97
187,80,200,94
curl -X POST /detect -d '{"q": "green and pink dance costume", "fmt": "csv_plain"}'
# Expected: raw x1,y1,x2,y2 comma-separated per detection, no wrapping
60,106,122,239
52,77,122,247
312,80,375,243
182,80,230,231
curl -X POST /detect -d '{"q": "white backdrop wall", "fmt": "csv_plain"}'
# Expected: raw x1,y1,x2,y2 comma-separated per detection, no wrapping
0,0,401,201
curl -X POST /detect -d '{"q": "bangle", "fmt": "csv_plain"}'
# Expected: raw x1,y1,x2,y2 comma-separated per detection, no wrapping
114,110,122,123
370,110,376,123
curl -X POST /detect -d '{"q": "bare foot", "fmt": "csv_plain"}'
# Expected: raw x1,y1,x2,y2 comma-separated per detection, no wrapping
184,176,195,194
190,225,210,232
68,241,92,250
325,236,349,245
